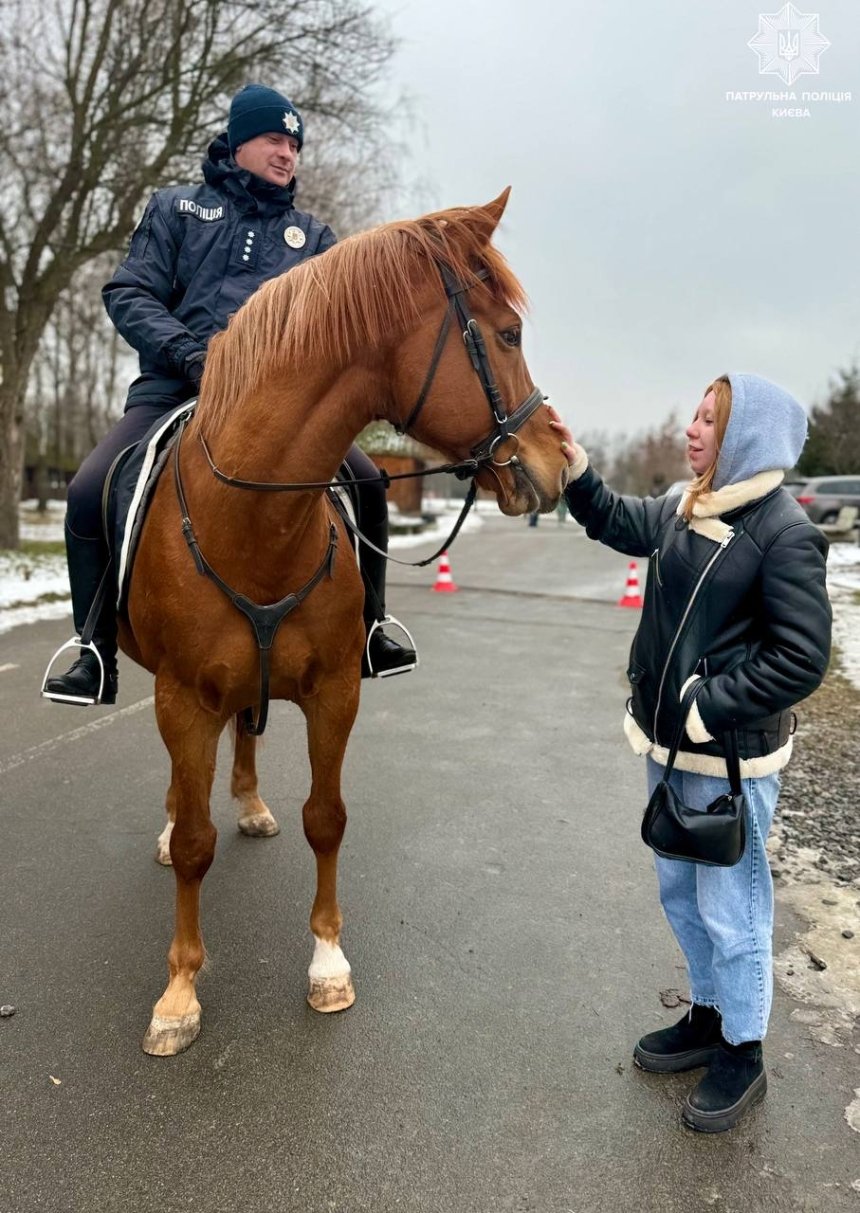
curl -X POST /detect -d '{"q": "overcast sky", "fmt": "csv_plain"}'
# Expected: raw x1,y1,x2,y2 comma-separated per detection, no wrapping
372,0,860,437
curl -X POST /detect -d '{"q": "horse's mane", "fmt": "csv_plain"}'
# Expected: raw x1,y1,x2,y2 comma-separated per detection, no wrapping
194,205,527,435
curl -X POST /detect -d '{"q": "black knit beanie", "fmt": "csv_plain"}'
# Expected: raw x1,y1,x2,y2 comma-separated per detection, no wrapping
228,84,304,153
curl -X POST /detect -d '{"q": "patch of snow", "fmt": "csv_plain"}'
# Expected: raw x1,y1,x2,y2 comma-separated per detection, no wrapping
0,552,69,609
0,598,72,636
826,543,860,691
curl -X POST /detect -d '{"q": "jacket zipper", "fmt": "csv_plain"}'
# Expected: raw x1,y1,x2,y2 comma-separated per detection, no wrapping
652,529,734,743
650,547,663,588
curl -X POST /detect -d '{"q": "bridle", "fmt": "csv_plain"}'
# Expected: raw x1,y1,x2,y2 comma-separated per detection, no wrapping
394,262,545,469
194,259,546,502
171,258,547,733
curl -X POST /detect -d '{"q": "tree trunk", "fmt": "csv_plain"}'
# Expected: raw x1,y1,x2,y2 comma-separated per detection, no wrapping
0,376,27,550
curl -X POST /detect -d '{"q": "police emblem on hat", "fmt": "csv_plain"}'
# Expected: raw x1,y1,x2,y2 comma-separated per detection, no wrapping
284,225,306,249
282,110,300,134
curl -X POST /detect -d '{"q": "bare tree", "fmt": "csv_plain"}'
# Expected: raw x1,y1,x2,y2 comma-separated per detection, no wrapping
26,255,133,508
577,414,688,496
0,0,397,547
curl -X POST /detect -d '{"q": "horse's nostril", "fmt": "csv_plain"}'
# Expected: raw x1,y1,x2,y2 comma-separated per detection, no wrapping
560,464,570,491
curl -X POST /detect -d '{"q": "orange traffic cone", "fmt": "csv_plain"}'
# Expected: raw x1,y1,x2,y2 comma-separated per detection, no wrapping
618,561,643,608
433,551,458,593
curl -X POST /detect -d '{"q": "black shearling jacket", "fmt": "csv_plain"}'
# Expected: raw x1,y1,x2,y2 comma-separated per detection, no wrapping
565,467,832,767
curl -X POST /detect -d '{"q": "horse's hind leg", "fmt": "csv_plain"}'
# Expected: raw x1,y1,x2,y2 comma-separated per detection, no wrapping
232,714,280,838
143,677,223,1056
300,675,360,1013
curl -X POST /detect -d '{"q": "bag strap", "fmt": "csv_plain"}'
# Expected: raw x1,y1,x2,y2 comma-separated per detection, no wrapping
721,725,744,798
663,677,744,796
661,678,705,780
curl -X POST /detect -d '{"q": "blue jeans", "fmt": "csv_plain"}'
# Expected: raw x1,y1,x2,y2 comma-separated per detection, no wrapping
646,757,780,1045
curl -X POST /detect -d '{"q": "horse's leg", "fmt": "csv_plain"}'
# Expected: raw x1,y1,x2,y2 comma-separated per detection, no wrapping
300,676,360,1013
232,714,280,837
143,677,223,1056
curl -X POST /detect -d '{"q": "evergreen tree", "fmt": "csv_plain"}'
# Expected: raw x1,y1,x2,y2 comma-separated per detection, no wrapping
798,366,860,477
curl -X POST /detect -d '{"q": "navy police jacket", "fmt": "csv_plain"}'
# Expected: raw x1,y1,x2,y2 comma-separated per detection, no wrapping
103,134,335,403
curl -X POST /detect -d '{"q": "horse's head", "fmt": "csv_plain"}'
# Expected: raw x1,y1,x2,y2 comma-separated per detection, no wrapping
386,190,570,515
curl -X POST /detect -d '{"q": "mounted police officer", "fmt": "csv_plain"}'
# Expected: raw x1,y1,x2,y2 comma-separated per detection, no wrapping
44,83,416,706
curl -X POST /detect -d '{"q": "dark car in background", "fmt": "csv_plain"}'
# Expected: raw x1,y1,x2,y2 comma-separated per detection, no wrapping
790,475,860,524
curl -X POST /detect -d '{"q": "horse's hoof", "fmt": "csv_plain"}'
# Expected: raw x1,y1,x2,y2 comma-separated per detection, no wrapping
237,812,280,838
307,974,356,1013
142,1010,201,1056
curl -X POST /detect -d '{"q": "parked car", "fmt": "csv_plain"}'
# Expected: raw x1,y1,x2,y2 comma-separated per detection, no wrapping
792,475,860,524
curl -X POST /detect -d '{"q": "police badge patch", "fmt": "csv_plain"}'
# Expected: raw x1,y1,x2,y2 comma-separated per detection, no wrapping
282,110,301,135
284,226,306,249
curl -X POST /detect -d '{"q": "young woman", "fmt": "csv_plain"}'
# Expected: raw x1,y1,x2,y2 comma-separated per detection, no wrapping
549,375,831,1133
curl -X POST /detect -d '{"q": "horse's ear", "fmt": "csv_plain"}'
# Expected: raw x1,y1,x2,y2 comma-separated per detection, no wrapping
467,187,511,243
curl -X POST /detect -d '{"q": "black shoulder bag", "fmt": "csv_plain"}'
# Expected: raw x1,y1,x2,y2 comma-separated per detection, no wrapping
641,679,747,867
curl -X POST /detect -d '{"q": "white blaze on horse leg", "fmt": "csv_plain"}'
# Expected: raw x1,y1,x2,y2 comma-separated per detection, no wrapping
309,936,351,982
155,819,174,866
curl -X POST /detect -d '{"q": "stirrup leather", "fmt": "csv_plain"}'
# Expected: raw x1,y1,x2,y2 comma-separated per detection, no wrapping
40,637,107,706
365,615,419,679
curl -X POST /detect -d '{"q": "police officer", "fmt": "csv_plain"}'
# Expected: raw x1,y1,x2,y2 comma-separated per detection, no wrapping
44,83,416,706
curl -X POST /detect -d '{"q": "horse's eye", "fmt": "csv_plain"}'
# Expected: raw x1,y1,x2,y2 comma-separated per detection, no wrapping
500,327,521,348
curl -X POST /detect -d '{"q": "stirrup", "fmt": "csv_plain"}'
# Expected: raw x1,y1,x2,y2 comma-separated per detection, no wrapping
365,615,419,679
40,637,106,706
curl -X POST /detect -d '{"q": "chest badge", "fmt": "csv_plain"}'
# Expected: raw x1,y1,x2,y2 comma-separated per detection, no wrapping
284,226,306,249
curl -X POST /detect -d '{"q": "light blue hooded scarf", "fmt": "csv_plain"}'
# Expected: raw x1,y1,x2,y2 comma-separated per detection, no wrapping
714,373,808,490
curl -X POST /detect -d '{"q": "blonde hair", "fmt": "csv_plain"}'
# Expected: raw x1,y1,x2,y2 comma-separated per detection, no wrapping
682,376,732,520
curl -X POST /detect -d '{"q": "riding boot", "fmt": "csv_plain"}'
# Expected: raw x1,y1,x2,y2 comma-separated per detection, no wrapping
43,524,118,705
358,521,417,679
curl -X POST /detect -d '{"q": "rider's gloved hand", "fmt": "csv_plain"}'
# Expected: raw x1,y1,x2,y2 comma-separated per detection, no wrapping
184,350,206,391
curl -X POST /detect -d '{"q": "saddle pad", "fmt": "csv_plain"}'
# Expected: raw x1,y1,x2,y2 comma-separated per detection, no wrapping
109,401,197,610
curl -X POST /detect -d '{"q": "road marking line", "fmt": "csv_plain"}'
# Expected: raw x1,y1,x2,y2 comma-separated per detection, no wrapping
0,696,155,776
0,663,19,673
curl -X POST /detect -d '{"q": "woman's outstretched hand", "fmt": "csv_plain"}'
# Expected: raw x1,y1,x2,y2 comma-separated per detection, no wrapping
546,403,577,466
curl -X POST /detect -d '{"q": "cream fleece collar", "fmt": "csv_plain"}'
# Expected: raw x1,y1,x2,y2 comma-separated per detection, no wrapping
676,470,784,542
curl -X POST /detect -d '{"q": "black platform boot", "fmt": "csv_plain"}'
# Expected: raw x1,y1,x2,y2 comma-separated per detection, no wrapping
357,515,417,680
682,1038,767,1133
42,526,118,706
633,1004,723,1073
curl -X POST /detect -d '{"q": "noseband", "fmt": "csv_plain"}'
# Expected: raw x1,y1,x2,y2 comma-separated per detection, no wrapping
395,263,545,468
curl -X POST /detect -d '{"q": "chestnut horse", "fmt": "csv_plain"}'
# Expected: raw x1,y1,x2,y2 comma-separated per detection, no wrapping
120,189,570,1055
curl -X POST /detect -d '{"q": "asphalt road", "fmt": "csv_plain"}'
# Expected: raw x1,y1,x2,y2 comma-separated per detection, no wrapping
1,513,857,1212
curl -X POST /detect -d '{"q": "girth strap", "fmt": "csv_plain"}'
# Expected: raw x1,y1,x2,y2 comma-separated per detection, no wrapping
173,419,338,736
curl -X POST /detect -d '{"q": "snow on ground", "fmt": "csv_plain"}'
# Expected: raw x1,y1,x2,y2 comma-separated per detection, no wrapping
3,499,856,690
0,497,482,634
825,541,860,691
